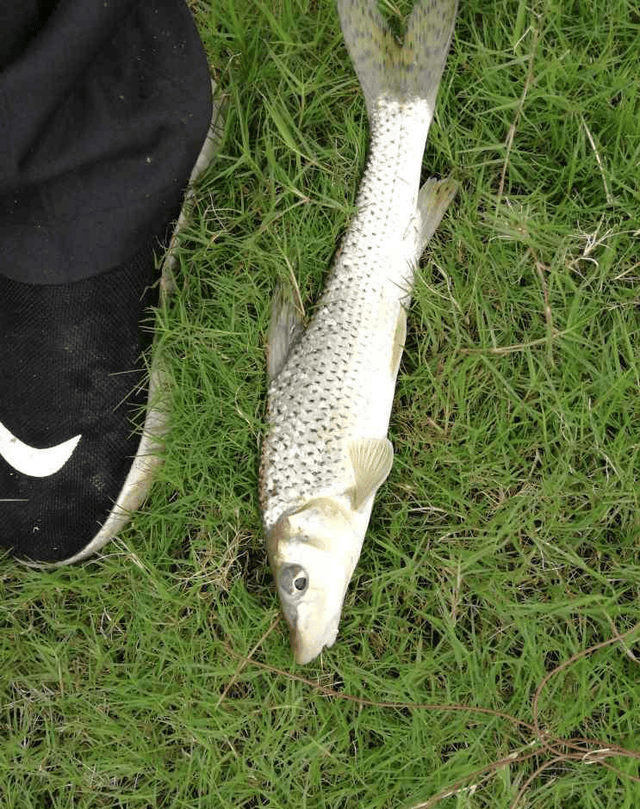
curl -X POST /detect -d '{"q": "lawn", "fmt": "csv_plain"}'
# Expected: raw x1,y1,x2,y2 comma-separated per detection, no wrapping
1,0,639,806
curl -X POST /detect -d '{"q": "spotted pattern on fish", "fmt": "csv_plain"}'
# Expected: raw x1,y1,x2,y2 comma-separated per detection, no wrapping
259,0,458,664
260,99,449,531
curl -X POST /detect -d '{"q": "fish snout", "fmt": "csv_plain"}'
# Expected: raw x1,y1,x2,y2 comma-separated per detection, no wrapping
291,622,339,665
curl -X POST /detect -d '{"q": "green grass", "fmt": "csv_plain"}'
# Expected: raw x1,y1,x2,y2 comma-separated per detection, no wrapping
2,0,640,806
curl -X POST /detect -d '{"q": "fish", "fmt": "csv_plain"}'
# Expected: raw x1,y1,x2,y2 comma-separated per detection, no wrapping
259,0,458,664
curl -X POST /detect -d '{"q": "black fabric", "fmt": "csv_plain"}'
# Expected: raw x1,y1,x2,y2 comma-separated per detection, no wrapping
0,251,161,562
0,0,212,284
0,2,59,71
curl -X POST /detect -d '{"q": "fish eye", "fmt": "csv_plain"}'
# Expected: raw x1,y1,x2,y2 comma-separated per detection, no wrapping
279,564,309,597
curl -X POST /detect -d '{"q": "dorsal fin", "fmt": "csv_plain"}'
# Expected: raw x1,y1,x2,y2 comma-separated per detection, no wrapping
266,285,304,381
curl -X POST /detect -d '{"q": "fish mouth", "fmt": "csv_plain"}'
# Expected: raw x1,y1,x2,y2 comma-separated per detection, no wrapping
290,620,339,665
291,635,332,666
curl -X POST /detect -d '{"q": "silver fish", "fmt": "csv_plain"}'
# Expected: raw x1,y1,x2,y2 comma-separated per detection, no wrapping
259,0,458,664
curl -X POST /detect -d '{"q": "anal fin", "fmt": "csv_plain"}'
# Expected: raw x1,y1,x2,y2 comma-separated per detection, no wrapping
417,176,458,251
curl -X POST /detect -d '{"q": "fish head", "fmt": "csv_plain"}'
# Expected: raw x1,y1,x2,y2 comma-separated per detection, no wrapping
266,497,364,665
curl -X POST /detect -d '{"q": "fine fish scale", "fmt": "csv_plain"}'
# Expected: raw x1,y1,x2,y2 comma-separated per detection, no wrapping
260,0,458,664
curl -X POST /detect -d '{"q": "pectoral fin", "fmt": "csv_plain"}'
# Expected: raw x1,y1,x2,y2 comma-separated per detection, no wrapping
349,438,394,510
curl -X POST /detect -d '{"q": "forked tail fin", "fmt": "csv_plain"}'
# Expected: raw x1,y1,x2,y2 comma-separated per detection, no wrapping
337,0,457,116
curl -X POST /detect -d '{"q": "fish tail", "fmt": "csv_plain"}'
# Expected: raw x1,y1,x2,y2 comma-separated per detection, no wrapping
337,0,457,115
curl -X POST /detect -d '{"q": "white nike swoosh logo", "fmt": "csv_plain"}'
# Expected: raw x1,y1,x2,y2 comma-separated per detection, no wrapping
0,420,81,477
